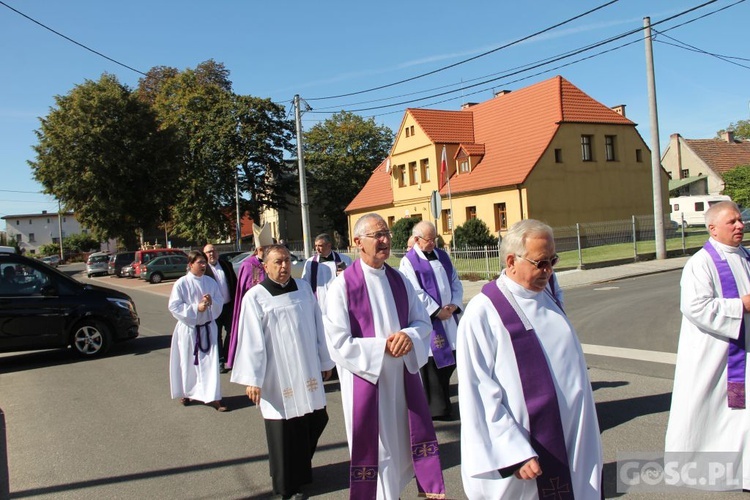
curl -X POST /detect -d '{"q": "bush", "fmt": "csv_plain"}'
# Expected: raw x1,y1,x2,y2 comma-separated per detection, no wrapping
390,218,419,249
453,218,498,248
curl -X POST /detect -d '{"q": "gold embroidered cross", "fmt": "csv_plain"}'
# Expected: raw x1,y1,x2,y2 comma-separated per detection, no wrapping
282,387,294,398
306,378,319,392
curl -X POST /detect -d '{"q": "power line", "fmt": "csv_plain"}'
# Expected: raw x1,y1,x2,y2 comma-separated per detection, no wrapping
305,0,622,101
0,188,47,194
0,0,147,76
308,0,732,115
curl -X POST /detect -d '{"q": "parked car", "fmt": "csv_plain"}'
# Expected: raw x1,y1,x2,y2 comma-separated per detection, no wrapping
86,252,110,278
108,251,136,277
230,251,253,274
140,254,189,284
218,250,244,262
0,250,139,357
41,255,61,268
741,207,750,232
121,262,135,278
132,248,187,278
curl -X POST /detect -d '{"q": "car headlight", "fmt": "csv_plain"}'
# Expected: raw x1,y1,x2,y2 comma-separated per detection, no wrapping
108,297,136,313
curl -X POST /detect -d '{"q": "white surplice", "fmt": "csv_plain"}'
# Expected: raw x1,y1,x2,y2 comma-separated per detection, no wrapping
457,273,602,499
168,273,225,403
665,238,750,489
399,247,463,351
301,252,353,310
230,279,335,420
323,262,432,500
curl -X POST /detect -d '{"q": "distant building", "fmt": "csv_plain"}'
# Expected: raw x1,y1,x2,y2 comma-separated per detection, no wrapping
662,131,750,196
2,210,85,255
346,75,668,245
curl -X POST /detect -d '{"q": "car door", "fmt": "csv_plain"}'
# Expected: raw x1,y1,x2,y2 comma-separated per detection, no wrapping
168,256,187,279
0,260,66,350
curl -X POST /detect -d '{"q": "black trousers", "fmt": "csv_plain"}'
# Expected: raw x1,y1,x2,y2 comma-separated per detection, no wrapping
264,408,329,496
215,302,233,361
420,354,456,418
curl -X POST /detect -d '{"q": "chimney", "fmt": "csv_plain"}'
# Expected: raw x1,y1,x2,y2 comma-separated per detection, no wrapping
461,102,478,110
494,90,511,97
42,210,47,214
611,104,626,117
723,130,736,143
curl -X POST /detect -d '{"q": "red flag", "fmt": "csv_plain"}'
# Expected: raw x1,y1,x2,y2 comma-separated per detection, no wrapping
440,146,447,187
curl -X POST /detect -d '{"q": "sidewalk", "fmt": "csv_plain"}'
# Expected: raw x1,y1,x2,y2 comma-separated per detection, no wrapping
460,255,691,302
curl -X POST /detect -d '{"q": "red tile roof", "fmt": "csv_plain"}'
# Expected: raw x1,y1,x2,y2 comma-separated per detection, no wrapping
457,143,485,157
348,75,637,211
345,159,393,212
684,138,750,174
444,75,634,195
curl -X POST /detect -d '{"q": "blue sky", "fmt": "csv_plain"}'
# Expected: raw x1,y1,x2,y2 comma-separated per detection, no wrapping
1,0,748,221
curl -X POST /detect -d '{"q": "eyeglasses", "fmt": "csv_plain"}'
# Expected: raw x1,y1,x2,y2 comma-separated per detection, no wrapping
361,231,392,240
516,254,559,270
417,235,436,243
205,250,216,254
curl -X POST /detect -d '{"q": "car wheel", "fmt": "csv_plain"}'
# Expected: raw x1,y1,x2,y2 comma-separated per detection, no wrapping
150,273,163,284
87,273,92,278
70,320,112,357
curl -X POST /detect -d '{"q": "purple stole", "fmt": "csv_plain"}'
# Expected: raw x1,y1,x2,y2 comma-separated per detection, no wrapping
344,259,446,500
310,252,341,297
481,279,574,500
703,240,748,409
404,249,456,368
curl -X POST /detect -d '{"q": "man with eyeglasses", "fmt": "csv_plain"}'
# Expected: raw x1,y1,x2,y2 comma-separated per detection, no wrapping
399,220,463,421
323,213,447,499
203,244,237,373
301,233,352,310
457,219,602,499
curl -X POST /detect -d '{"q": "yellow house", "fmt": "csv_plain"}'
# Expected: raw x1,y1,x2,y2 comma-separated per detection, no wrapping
345,75,669,245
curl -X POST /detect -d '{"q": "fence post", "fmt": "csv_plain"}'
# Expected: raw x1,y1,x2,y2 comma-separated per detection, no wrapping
484,245,490,280
576,223,583,269
681,213,686,254
632,215,638,262
0,408,8,500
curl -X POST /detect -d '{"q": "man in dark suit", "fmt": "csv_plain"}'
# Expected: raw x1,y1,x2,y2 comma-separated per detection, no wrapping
203,244,238,373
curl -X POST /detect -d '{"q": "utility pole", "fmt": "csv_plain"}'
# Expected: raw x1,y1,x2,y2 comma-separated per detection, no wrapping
644,16,666,260
235,166,241,251
294,95,312,259
57,200,64,262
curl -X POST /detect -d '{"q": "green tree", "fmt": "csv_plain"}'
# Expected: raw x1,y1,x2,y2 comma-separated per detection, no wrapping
453,218,498,248
390,217,419,249
717,120,750,140
304,111,394,236
723,165,750,207
63,233,100,252
29,73,181,247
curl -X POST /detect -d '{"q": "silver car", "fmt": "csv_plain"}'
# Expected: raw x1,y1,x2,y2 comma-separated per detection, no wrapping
86,252,110,278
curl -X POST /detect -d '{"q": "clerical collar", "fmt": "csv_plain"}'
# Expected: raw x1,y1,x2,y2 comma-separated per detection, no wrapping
319,252,335,262
423,250,438,261
260,276,298,296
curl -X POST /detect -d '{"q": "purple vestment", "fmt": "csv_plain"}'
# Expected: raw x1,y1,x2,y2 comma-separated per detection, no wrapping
344,259,445,499
226,255,265,369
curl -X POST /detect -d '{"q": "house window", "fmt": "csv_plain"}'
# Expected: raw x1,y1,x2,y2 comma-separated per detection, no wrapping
29,220,32,224
605,135,617,161
554,149,563,163
398,165,407,187
494,203,507,231
441,209,452,234
466,206,477,221
680,169,689,179
420,159,430,183
52,237,59,244
410,125,414,136
635,149,643,162
29,233,35,242
460,160,470,173
405,128,411,138
47,218,50,223
581,135,593,161
15,235,21,243
409,162,418,185
387,216,395,228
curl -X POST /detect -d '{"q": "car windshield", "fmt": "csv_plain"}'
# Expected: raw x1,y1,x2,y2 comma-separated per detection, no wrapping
230,252,252,264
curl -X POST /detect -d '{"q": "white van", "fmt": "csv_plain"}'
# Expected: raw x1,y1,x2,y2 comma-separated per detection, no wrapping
670,195,732,228
0,246,17,254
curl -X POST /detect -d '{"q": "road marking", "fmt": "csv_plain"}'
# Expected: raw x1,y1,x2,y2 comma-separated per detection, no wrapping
593,286,619,291
581,343,676,365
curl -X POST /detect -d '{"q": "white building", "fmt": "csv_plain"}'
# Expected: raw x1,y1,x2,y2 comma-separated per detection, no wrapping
2,211,87,255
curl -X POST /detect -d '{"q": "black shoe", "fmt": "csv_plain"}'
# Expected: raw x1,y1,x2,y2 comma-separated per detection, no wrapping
220,363,229,374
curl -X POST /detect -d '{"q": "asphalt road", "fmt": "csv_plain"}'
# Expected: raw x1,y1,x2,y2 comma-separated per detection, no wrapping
1,265,745,499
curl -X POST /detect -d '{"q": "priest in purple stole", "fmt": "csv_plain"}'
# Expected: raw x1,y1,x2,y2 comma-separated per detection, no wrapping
666,201,750,491
457,219,602,499
399,221,463,420
323,213,447,499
